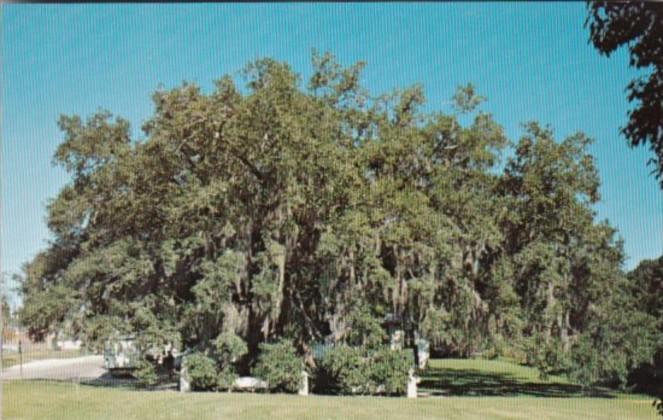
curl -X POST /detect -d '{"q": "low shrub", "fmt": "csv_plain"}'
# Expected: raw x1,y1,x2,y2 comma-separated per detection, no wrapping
317,345,370,394
367,347,411,395
316,345,412,395
217,366,238,391
184,352,218,391
253,339,303,393
133,359,158,387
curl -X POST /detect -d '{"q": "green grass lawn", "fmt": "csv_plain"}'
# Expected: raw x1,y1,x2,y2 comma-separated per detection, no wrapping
420,358,595,397
1,349,86,369
2,358,659,420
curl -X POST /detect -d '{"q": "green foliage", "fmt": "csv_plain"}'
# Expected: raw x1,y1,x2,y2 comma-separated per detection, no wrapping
253,339,303,393
346,308,385,350
18,52,659,395
182,337,245,392
654,395,663,417
216,367,237,391
451,83,485,114
586,2,663,187
623,256,663,396
214,332,248,366
185,353,218,391
628,256,663,323
527,335,570,381
133,359,158,387
317,345,369,394
568,296,659,390
367,347,411,395
316,345,411,395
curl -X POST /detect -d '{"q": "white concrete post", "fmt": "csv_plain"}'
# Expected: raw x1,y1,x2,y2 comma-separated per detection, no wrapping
179,364,191,393
298,370,309,396
407,368,417,399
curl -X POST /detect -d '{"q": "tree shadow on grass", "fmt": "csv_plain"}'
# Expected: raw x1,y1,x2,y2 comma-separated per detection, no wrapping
18,373,177,391
79,373,178,391
80,373,141,389
419,367,615,398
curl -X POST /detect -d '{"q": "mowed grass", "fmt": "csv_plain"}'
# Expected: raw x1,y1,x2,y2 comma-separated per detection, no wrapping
2,358,659,420
421,358,587,397
1,349,86,369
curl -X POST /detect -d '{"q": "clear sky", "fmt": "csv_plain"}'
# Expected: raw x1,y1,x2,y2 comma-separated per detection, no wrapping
2,4,661,304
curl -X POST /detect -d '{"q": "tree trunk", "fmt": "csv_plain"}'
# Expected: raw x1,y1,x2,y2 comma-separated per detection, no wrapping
559,310,570,352
544,281,555,344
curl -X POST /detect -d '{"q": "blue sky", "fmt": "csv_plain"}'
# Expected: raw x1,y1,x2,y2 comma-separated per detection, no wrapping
2,4,661,303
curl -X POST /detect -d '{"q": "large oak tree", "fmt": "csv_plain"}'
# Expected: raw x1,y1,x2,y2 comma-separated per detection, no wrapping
18,53,657,385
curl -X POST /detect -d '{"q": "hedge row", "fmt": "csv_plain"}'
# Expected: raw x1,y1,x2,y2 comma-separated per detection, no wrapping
183,339,413,395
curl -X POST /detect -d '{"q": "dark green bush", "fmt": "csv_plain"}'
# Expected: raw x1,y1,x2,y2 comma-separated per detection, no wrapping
316,345,412,395
184,352,218,391
317,345,370,394
214,332,248,366
217,366,237,391
133,359,158,387
524,333,570,380
367,347,411,395
346,308,386,350
253,339,303,393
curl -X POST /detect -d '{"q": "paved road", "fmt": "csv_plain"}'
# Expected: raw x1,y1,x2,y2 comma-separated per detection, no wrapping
1,355,106,381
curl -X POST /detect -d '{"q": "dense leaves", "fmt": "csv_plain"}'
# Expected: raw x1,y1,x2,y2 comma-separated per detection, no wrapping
586,1,663,186
17,53,658,390
184,353,218,391
315,344,411,395
253,339,303,393
626,257,663,396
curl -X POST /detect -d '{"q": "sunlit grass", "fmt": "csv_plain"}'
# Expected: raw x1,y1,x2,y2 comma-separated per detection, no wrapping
2,358,659,420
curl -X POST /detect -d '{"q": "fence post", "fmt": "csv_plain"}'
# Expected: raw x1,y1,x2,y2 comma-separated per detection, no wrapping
19,339,23,378
298,370,309,396
407,368,418,398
